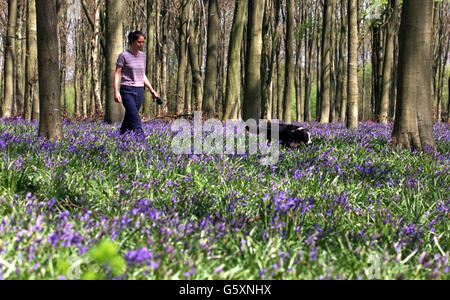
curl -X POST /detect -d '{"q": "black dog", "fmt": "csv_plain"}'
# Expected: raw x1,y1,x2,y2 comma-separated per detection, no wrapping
246,122,312,148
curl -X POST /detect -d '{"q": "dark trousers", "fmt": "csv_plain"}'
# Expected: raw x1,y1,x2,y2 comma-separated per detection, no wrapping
120,85,145,138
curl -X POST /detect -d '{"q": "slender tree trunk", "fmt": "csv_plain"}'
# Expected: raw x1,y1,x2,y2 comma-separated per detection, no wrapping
104,0,125,123
272,0,282,120
176,0,189,114
243,0,265,121
2,0,18,118
59,12,68,116
379,0,398,124
160,3,168,115
283,0,295,124
346,0,358,129
320,0,333,123
15,3,25,117
188,10,203,112
24,0,39,121
304,1,313,122
391,0,434,150
224,0,247,120
202,0,220,117
91,0,103,114
276,41,283,120
336,0,347,123
143,0,155,118
261,0,272,120
36,0,62,141
295,38,303,122
185,57,192,114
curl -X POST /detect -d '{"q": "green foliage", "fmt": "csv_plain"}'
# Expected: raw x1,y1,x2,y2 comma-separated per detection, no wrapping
83,239,126,280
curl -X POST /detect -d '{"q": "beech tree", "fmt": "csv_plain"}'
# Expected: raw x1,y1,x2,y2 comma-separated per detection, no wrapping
243,0,265,121
36,0,62,141
1,0,17,118
346,0,358,129
391,0,435,150
104,0,125,124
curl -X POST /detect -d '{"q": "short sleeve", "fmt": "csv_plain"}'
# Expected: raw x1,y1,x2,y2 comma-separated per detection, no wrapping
116,53,124,67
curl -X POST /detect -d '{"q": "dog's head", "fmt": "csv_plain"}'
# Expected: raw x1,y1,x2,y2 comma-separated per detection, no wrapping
288,127,312,147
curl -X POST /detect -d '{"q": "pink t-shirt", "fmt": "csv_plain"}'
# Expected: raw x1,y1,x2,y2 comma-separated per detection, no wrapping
116,50,146,87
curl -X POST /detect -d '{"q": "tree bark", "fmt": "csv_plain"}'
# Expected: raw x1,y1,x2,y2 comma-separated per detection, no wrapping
346,0,358,129
261,0,272,120
283,0,295,124
24,0,39,121
2,0,18,118
202,0,220,117
336,0,347,123
224,0,247,120
36,0,63,141
176,0,190,114
104,0,125,123
391,0,435,150
188,9,203,112
243,0,265,121
14,3,25,117
379,0,398,124
320,0,333,124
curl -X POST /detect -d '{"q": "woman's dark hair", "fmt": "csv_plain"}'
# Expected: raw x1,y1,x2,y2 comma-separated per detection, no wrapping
128,31,145,45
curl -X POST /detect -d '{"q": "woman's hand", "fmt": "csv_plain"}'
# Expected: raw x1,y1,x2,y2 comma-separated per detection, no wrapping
115,91,122,103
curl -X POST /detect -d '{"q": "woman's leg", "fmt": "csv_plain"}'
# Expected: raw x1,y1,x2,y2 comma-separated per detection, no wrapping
120,86,145,138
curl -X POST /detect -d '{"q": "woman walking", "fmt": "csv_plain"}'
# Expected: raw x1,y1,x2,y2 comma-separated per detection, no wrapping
114,31,161,139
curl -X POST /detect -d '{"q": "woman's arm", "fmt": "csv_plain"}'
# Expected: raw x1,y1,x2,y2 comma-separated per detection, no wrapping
143,74,159,98
114,66,123,103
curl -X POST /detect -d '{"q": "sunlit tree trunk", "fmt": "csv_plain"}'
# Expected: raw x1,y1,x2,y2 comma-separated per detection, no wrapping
379,0,398,124
243,0,265,121
320,0,333,124
176,0,189,114
2,0,17,118
104,0,125,123
24,0,39,121
224,0,247,120
391,0,435,150
36,0,62,141
282,0,295,124
346,0,358,129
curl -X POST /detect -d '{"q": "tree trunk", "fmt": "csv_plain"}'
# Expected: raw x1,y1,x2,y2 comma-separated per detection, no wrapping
346,0,358,129
224,0,247,120
160,3,168,115
261,0,272,120
202,0,220,117
188,8,203,112
320,0,333,124
271,0,282,120
379,0,398,124
104,0,125,123
91,0,102,114
24,0,39,121
58,11,68,116
336,0,347,123
36,0,62,141
15,3,25,117
2,0,18,118
304,1,313,122
243,0,265,121
391,0,435,150
185,57,192,114
143,0,155,118
283,0,295,124
176,0,189,114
